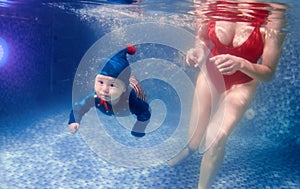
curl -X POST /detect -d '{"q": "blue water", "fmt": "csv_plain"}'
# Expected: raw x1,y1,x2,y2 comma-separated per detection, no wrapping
0,0,299,188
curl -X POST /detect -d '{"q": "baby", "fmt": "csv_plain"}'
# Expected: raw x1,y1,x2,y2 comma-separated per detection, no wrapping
68,45,151,138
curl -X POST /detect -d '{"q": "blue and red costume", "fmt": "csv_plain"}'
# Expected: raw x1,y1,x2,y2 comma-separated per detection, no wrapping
68,45,151,137
68,86,151,137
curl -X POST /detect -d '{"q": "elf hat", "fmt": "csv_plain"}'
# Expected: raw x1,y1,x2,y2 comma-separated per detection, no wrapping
98,45,136,85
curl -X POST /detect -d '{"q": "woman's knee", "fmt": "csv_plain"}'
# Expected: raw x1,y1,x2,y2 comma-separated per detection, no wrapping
205,129,228,155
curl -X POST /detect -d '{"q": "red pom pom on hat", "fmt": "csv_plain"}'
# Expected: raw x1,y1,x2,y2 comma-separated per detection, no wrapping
126,45,136,55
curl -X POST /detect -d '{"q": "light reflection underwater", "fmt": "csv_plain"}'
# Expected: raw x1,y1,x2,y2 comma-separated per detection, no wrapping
0,0,299,188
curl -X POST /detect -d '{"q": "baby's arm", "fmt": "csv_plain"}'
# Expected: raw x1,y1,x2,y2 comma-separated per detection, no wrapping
129,91,151,138
68,92,95,133
69,122,80,134
131,120,150,138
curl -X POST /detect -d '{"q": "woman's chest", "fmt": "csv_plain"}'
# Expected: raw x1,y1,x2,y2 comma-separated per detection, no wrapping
213,21,258,48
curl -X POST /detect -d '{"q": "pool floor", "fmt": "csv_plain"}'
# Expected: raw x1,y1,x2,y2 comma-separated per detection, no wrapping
0,99,299,189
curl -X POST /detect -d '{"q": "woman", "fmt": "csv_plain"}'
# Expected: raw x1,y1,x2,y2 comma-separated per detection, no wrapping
168,0,287,188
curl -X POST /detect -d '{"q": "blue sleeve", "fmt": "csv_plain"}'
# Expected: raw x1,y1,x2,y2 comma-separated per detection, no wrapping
68,92,95,124
129,90,151,122
107,0,137,4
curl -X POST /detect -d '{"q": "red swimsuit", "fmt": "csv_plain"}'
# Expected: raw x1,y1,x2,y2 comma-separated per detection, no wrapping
205,2,269,91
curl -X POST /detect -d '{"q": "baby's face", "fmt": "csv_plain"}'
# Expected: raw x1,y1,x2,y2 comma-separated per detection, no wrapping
94,74,126,103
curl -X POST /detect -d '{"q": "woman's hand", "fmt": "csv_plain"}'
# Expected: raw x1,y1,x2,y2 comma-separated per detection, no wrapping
186,47,206,68
69,123,80,134
209,54,244,75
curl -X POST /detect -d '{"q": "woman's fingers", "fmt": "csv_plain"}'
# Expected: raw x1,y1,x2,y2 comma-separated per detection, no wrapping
210,54,240,75
210,54,228,65
186,48,205,67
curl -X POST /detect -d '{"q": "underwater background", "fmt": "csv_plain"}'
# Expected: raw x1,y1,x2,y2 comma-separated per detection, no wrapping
0,0,299,188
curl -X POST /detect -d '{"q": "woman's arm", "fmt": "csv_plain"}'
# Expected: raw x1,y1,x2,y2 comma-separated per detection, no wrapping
240,5,287,82
186,20,211,67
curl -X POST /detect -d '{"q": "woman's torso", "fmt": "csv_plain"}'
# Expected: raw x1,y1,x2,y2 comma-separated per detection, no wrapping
209,20,265,62
205,19,266,91
202,1,269,91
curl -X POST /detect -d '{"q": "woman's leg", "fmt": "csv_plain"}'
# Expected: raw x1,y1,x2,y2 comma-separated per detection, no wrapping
168,70,220,166
198,81,257,189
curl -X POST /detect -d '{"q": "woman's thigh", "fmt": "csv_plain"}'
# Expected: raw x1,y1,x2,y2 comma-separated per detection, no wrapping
188,69,222,148
204,81,257,149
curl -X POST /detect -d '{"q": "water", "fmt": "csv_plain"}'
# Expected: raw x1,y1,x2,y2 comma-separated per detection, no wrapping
0,0,299,188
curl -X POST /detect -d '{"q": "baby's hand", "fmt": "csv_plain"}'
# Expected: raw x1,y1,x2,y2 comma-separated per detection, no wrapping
186,47,205,68
69,123,80,134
